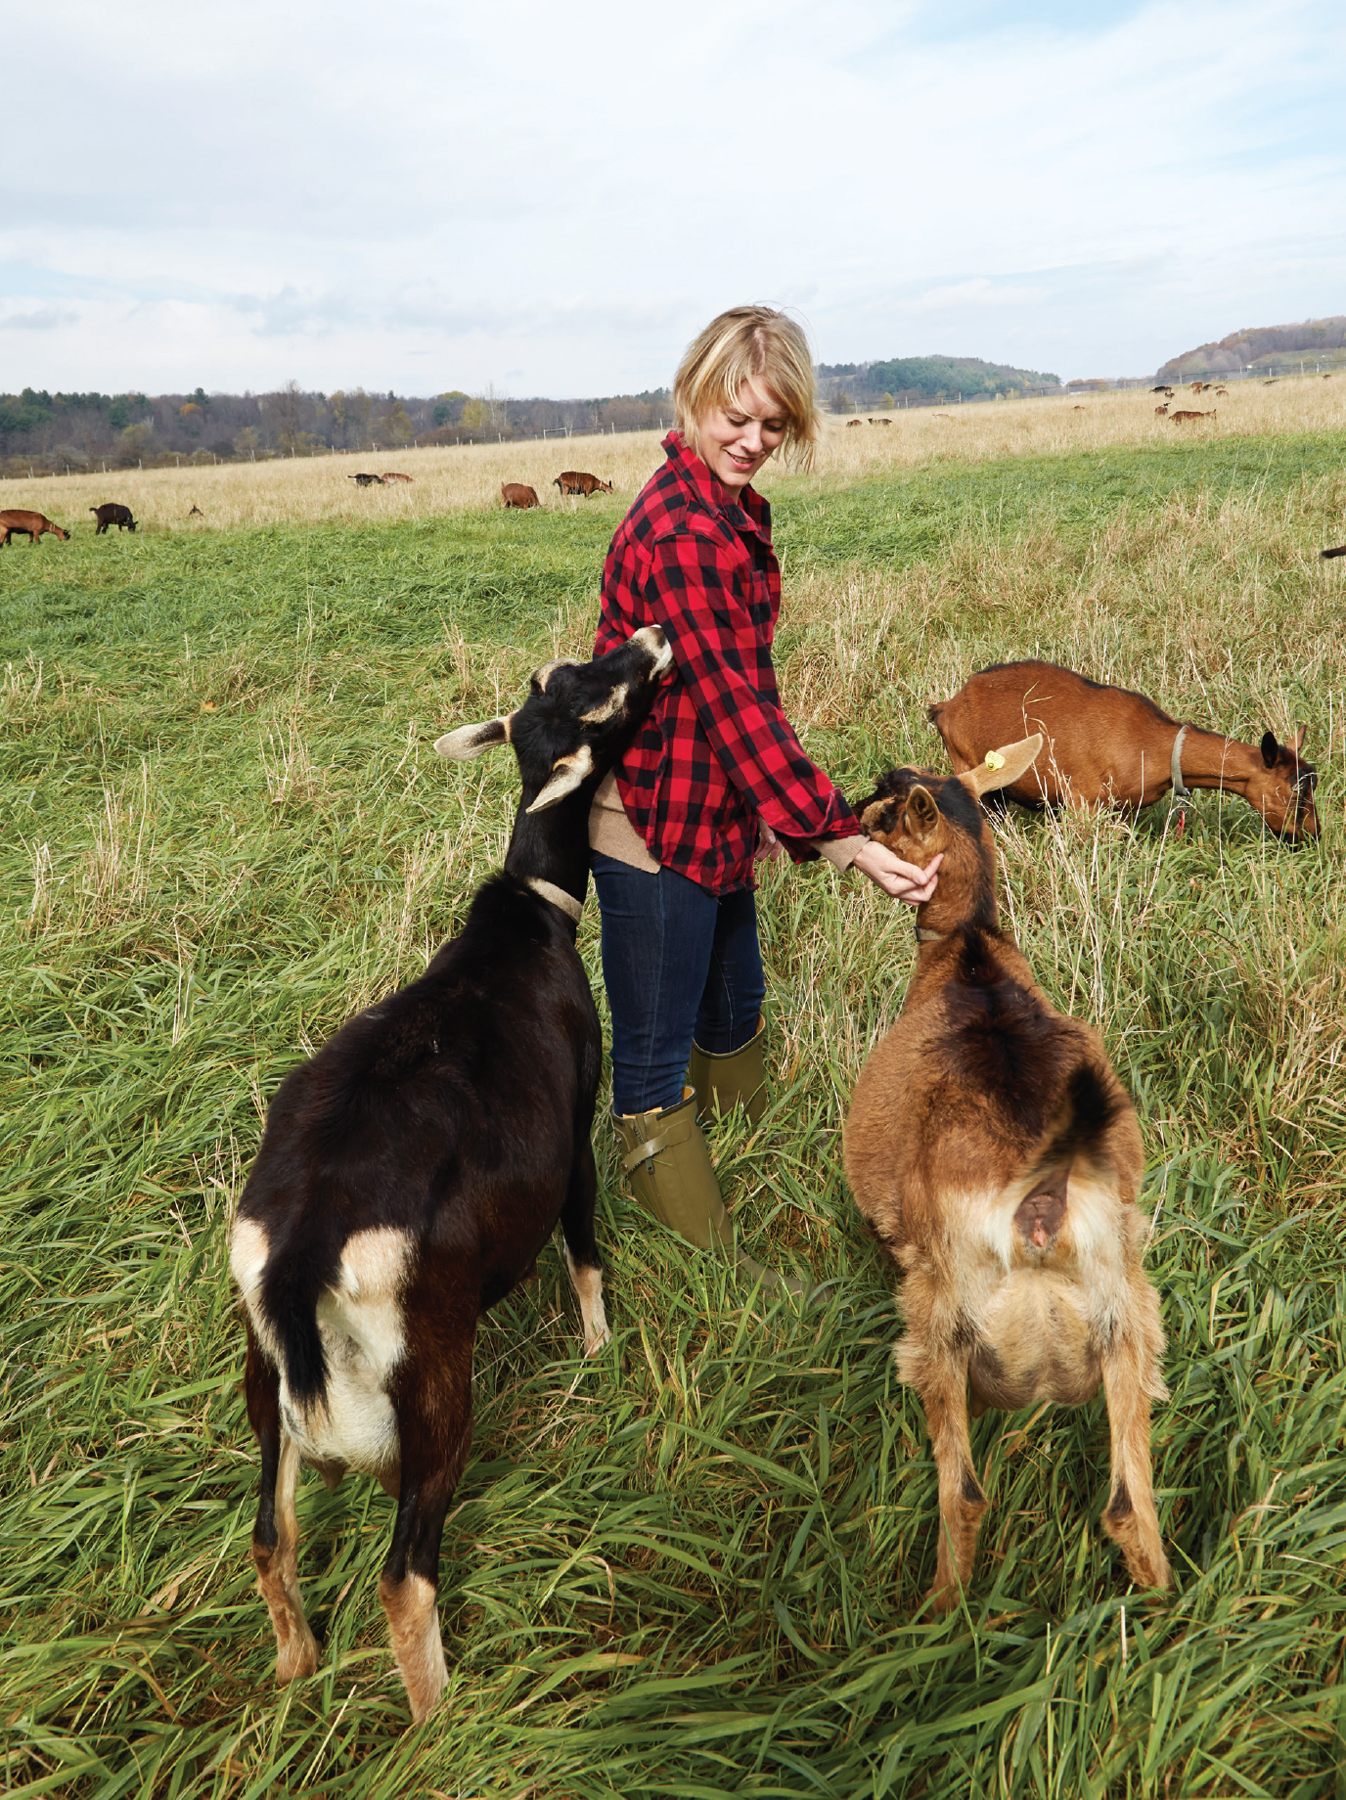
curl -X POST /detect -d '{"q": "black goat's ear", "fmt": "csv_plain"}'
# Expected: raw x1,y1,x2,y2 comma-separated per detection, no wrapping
1261,731,1279,768
526,743,596,813
435,715,513,760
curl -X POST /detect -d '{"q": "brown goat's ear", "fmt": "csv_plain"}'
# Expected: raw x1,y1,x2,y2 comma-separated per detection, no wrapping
904,785,941,845
526,743,596,813
435,715,513,760
959,733,1043,797
1290,725,1308,754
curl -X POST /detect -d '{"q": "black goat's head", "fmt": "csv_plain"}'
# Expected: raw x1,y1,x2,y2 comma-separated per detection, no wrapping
434,626,674,812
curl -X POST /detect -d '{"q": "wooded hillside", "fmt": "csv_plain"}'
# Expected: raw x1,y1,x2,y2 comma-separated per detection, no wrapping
1157,316,1346,381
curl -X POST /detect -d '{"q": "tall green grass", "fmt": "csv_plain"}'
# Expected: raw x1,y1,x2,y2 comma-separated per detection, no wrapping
2,430,1343,1797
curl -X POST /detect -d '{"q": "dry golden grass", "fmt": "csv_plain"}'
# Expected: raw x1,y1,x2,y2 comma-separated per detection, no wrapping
3,374,1342,532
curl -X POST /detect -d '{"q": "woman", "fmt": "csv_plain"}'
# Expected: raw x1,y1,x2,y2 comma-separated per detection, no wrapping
589,305,940,1282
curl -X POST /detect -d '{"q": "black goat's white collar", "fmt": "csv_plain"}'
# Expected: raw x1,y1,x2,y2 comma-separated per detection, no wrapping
526,877,583,923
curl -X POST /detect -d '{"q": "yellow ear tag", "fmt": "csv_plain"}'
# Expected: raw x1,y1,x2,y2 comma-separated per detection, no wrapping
984,750,1005,771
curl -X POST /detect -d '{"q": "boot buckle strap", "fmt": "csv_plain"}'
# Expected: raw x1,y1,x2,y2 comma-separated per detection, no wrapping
621,1129,673,1174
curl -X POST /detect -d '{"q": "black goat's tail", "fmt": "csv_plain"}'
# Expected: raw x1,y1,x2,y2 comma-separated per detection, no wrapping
258,1245,334,1409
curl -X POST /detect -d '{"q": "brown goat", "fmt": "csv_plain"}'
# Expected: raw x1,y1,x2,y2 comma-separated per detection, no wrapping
846,418,863,428
1169,409,1216,422
0,509,69,547
929,661,1318,841
552,471,613,498
844,739,1171,1611
501,482,540,509
1154,404,1169,415
382,472,413,483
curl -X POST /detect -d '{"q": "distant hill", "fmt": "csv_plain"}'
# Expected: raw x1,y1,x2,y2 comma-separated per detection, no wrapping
817,355,1061,407
1156,316,1346,382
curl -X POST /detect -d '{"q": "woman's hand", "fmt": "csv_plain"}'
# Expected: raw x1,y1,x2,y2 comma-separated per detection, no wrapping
852,839,942,905
754,820,784,864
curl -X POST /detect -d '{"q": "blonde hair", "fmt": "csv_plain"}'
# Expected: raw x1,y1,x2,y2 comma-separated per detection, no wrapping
673,305,819,471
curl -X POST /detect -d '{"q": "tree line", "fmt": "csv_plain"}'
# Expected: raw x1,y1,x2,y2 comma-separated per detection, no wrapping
0,383,675,476
817,355,1063,409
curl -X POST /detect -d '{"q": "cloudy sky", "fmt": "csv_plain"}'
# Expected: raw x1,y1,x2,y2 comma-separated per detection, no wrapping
3,0,1343,396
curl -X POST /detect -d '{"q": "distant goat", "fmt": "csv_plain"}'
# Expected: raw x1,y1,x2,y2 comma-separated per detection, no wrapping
91,503,136,534
868,417,892,426
552,471,613,498
1154,404,1169,415
188,505,204,518
348,472,385,488
1169,409,1216,422
844,739,1171,1610
501,482,540,508
382,472,413,483
929,660,1318,841
846,419,863,428
0,510,69,547
230,625,675,1724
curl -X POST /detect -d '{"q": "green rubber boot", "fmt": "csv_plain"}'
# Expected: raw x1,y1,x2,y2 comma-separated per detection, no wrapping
688,1016,768,1126
612,1088,804,1296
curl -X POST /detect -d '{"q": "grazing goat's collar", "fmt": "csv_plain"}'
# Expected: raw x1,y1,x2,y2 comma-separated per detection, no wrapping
1170,726,1191,799
526,877,583,923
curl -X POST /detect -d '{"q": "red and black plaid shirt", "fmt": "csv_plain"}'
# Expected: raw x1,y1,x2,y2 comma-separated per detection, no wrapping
594,431,859,895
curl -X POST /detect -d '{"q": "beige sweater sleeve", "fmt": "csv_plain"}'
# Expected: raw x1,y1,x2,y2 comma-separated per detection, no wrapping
813,834,865,872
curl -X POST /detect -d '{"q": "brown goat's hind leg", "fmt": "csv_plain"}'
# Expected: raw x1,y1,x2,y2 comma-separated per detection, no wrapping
381,1343,473,1723
913,1350,987,1610
1099,1330,1171,1593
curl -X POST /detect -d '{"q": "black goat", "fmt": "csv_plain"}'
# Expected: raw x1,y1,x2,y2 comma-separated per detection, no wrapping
229,625,673,1723
348,472,385,487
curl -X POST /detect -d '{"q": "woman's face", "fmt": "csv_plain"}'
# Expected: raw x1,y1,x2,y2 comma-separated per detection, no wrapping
696,378,787,494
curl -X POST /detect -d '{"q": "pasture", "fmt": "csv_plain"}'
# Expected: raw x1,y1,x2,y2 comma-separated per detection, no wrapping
2,382,1344,1797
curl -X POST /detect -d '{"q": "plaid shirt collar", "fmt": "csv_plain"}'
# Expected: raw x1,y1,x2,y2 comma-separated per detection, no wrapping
661,430,770,540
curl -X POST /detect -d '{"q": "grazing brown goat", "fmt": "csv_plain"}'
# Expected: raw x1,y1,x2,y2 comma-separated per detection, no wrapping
929,661,1318,841
1169,409,1216,422
552,471,613,498
844,739,1170,1611
501,482,541,509
1215,387,1228,396
0,509,69,546
1154,404,1169,415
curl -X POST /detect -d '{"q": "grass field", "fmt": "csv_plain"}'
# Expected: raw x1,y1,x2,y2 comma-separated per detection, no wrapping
2,379,1345,1798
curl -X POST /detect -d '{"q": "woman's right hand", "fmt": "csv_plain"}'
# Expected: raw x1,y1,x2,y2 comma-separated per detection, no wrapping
852,839,942,906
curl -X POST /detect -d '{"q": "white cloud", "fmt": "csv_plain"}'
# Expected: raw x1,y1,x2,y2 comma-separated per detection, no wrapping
913,279,1052,312
0,0,1342,390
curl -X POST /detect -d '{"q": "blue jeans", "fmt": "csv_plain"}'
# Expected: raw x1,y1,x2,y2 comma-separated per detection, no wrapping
591,853,765,1116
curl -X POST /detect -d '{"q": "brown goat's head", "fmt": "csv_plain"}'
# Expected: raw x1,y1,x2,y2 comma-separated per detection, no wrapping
853,736,1042,930
1249,726,1318,841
